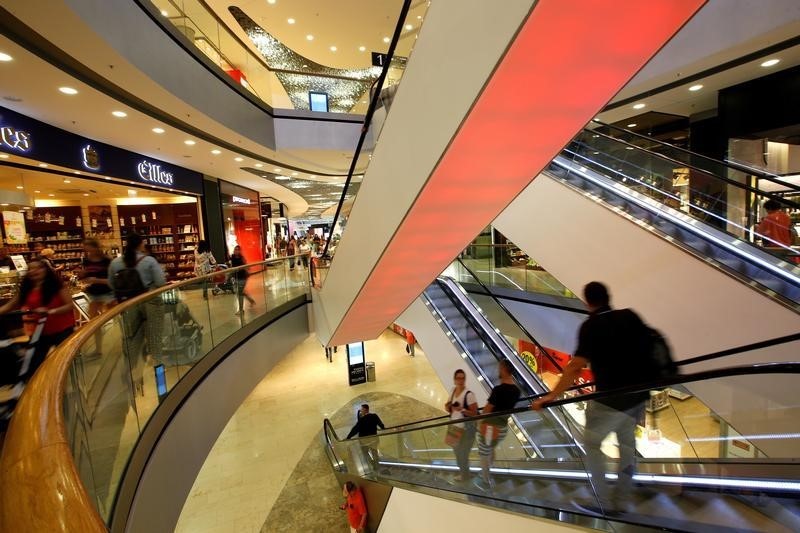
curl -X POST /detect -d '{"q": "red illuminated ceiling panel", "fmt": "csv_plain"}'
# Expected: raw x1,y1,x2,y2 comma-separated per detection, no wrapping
331,0,706,345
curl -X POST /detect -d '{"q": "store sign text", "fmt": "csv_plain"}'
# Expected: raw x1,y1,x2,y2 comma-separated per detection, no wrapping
137,160,174,186
0,125,31,152
232,195,252,204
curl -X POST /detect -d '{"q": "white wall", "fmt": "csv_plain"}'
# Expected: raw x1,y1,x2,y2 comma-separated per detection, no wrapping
396,298,489,406
316,0,535,345
378,488,590,533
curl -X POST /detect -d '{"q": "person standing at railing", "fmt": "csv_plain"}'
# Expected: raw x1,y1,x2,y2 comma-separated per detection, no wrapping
533,281,649,513
476,359,520,490
445,369,478,483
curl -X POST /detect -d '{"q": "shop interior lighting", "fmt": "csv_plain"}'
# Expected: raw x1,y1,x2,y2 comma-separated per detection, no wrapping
15,185,22,190
127,189,137,196
255,163,263,168
330,46,337,52
38,163,48,168
184,140,196,146
48,193,54,197
34,190,40,193
405,24,414,30
275,176,290,180
211,149,221,155
358,46,366,52
306,34,314,41
760,58,780,67
0,52,12,62
73,171,81,174
287,18,295,24
273,168,281,172
382,37,390,43
152,127,165,134
0,154,8,159
633,103,646,109
63,179,71,184
58,87,78,95
688,84,703,91
234,157,244,162
627,123,637,127
292,172,299,176
83,193,89,197
111,111,127,118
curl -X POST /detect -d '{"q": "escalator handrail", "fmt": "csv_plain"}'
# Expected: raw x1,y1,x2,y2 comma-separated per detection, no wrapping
590,120,800,195
321,0,413,258
569,133,800,211
454,258,566,373
378,330,800,432
325,361,800,441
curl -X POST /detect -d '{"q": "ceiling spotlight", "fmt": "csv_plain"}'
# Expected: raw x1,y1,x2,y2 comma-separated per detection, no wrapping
358,46,366,52
627,123,637,128
15,185,22,190
291,172,298,176
211,149,221,155
417,15,422,20
184,139,196,145
83,193,89,197
34,190,40,193
160,9,168,16
234,157,244,162
633,103,646,110
274,168,281,172
306,34,314,41
255,163,263,168
127,189,137,196
0,52,12,62
267,0,276,4
48,194,54,197
152,127,165,134
330,46,337,52
287,18,295,24
0,154,8,159
688,84,703,92
760,58,780,68
275,176,291,180
382,37,390,43
112,110,127,118
405,24,413,30
59,87,78,95
38,163,48,168
74,171,81,174
63,179,71,184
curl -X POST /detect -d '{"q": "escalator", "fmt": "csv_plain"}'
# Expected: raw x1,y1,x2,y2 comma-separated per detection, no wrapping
324,363,800,532
423,277,581,459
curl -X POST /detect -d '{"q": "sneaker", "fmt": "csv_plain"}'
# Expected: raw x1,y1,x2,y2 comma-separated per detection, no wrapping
472,477,494,493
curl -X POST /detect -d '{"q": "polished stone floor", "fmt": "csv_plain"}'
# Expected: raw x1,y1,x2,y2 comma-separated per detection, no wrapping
175,330,449,533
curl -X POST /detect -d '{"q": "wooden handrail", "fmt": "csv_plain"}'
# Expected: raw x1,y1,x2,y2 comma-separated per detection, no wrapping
0,255,308,532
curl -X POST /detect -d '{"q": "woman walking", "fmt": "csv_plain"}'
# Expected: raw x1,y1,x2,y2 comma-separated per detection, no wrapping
78,238,114,355
230,245,255,314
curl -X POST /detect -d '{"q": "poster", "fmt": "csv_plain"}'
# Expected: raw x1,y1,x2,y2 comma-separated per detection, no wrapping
2,211,27,244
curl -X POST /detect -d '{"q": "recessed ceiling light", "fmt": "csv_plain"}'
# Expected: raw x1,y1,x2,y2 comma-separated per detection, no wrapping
405,24,413,31
287,18,295,24
211,149,221,155
234,157,244,162
38,163,48,168
275,176,291,180
330,46,337,52
63,179,71,184
633,103,646,110
34,190,40,193
383,37,390,43
127,189,137,196
625,146,634,150
417,15,422,20
255,163,263,168
160,9,168,16
267,0,276,4
0,154,8,159
0,52,12,62
291,172,298,176
274,168,281,172
83,193,89,197
48,194,54,197
112,110,127,118
152,127,165,134
760,58,780,68
688,84,703,92
184,139,196,145
627,123,637,128
59,87,78,95
15,185,22,190
306,34,314,41
358,46,366,52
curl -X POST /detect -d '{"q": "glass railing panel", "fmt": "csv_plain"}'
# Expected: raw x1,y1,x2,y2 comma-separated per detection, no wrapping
565,129,800,269
62,256,310,525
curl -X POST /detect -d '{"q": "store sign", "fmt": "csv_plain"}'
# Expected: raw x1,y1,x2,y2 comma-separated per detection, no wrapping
137,160,174,186
232,195,251,205
347,342,367,386
0,125,31,152
82,144,100,170
2,211,27,244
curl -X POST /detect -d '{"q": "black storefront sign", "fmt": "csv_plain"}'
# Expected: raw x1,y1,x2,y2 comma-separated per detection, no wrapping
347,341,367,386
0,105,202,195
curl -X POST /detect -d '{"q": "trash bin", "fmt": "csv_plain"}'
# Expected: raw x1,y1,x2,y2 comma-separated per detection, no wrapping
366,361,376,382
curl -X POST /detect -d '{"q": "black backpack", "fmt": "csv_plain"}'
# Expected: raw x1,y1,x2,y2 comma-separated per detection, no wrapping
114,256,147,301
640,326,677,380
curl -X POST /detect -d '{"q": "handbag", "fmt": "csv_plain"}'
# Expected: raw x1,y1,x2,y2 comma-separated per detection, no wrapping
445,424,465,447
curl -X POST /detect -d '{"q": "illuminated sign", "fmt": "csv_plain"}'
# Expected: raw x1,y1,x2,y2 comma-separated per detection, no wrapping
82,144,100,170
232,195,252,204
137,160,174,186
0,125,31,152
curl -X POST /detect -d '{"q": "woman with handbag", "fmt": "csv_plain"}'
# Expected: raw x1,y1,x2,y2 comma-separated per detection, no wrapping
444,369,478,482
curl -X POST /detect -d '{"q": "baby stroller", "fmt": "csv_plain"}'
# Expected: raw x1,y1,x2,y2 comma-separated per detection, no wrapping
161,295,204,365
211,264,235,295
0,311,48,431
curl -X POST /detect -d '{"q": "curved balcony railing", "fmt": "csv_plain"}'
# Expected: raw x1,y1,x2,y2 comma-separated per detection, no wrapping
0,254,310,531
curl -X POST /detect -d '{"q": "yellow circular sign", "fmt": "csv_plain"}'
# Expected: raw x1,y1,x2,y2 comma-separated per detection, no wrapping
521,350,537,373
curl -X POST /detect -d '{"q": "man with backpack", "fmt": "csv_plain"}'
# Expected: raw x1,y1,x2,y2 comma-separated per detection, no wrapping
533,281,672,513
109,234,168,388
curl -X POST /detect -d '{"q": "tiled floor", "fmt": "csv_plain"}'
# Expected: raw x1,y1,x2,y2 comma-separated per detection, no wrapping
175,330,449,533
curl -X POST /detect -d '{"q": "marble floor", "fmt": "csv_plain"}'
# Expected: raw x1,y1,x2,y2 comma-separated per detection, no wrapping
175,330,449,533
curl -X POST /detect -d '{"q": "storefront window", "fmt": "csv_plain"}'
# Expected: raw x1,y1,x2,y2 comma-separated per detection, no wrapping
219,180,263,262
